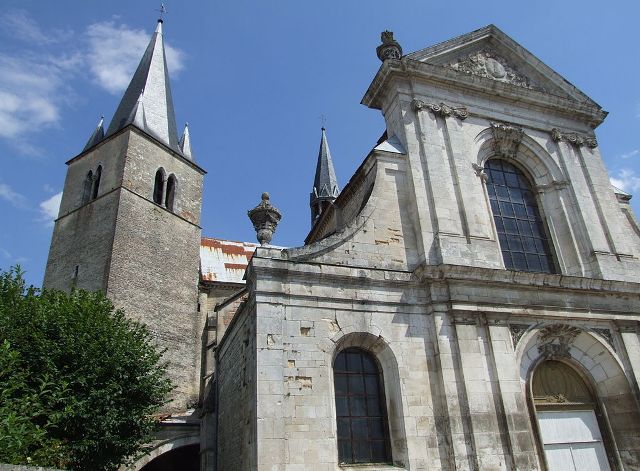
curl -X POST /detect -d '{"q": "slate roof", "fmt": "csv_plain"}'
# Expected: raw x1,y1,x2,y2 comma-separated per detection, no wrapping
311,127,340,202
104,20,182,154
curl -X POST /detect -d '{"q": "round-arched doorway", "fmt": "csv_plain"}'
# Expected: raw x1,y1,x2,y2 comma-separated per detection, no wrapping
139,444,199,471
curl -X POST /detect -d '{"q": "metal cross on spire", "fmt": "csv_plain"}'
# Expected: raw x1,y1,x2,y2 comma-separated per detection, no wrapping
318,114,327,129
156,3,167,19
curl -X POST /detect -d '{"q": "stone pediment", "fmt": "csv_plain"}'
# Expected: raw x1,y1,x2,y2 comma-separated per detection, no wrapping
444,48,542,91
407,25,597,106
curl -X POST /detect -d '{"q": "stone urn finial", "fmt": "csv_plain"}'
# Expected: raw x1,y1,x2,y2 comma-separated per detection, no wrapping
376,31,402,62
248,192,282,246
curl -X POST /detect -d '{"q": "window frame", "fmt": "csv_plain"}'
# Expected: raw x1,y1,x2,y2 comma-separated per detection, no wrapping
333,347,392,466
484,158,558,274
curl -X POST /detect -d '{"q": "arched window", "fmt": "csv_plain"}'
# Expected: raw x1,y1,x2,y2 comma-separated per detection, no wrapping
82,170,93,204
334,348,391,465
531,361,611,470
153,168,164,205
165,174,176,211
485,159,555,273
91,165,102,200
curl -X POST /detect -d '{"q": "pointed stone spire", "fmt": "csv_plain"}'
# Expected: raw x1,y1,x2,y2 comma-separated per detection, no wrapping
179,122,193,160
105,19,180,153
310,127,340,224
83,116,104,152
129,91,147,130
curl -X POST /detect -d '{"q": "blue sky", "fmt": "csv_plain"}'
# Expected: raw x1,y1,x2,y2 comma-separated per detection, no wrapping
1,0,639,286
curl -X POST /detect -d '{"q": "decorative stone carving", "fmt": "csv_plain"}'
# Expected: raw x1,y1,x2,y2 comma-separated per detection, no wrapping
248,192,282,246
551,128,598,148
376,31,402,62
509,323,531,348
472,163,488,182
445,48,539,90
537,324,582,359
592,328,615,351
491,122,524,159
411,99,469,120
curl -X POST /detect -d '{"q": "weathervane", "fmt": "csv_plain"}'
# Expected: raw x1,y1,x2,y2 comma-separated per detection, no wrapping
156,3,167,20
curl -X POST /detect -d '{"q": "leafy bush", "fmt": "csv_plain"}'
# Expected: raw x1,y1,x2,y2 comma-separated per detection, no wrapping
0,267,172,470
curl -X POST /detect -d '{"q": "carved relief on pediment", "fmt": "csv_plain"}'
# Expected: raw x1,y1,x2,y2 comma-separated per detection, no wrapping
445,49,541,90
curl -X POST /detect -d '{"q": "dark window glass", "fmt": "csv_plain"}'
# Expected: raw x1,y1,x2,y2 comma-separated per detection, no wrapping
92,165,102,200
153,169,164,205
165,174,176,211
83,170,93,204
485,159,555,273
334,348,391,465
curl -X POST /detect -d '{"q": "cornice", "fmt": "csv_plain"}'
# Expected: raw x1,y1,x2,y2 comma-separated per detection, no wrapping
362,58,607,128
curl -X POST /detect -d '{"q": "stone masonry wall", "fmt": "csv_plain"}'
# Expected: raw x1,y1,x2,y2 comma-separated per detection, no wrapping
216,303,256,470
247,254,640,470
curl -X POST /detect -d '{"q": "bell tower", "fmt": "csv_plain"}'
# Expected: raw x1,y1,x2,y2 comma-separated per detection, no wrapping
44,20,205,411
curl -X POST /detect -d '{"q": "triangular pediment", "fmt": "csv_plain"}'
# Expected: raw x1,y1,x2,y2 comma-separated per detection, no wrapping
407,25,598,106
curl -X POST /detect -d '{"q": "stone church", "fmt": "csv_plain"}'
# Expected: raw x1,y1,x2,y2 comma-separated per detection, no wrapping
43,19,640,471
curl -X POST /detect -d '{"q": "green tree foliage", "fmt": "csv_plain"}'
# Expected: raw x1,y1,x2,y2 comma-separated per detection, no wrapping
0,267,172,470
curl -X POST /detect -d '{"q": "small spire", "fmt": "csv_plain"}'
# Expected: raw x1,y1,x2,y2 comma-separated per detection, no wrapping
310,127,340,224
179,122,193,160
82,116,105,152
129,91,147,130
155,19,163,34
105,20,180,152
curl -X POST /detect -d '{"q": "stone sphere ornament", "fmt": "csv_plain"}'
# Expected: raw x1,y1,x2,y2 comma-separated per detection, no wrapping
248,192,282,246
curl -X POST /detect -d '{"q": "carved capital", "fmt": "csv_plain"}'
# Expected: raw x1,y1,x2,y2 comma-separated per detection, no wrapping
491,121,523,159
412,100,468,120
551,128,598,148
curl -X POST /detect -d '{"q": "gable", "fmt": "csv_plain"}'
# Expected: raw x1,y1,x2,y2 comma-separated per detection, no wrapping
407,25,598,107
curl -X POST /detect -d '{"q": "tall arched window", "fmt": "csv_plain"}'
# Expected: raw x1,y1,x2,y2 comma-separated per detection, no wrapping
91,165,102,200
485,159,555,273
531,361,611,470
334,348,391,465
153,168,164,205
165,174,176,211
82,170,93,204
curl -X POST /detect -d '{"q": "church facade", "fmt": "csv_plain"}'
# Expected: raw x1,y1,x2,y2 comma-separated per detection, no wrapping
44,21,640,471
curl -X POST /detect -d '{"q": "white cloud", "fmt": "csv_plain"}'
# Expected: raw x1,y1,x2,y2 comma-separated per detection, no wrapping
0,11,185,152
620,149,639,160
86,21,184,95
0,183,27,207
0,55,65,139
0,9,72,44
39,191,62,224
611,168,640,194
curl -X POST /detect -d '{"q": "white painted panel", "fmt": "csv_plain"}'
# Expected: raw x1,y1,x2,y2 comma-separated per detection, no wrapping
538,410,602,444
572,442,610,471
544,444,575,470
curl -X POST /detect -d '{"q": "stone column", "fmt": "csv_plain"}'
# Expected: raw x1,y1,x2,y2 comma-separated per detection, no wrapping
552,134,611,274
486,322,540,470
455,319,511,470
431,304,479,471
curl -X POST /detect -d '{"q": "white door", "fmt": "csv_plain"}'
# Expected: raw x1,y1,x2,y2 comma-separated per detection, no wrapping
537,410,610,471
